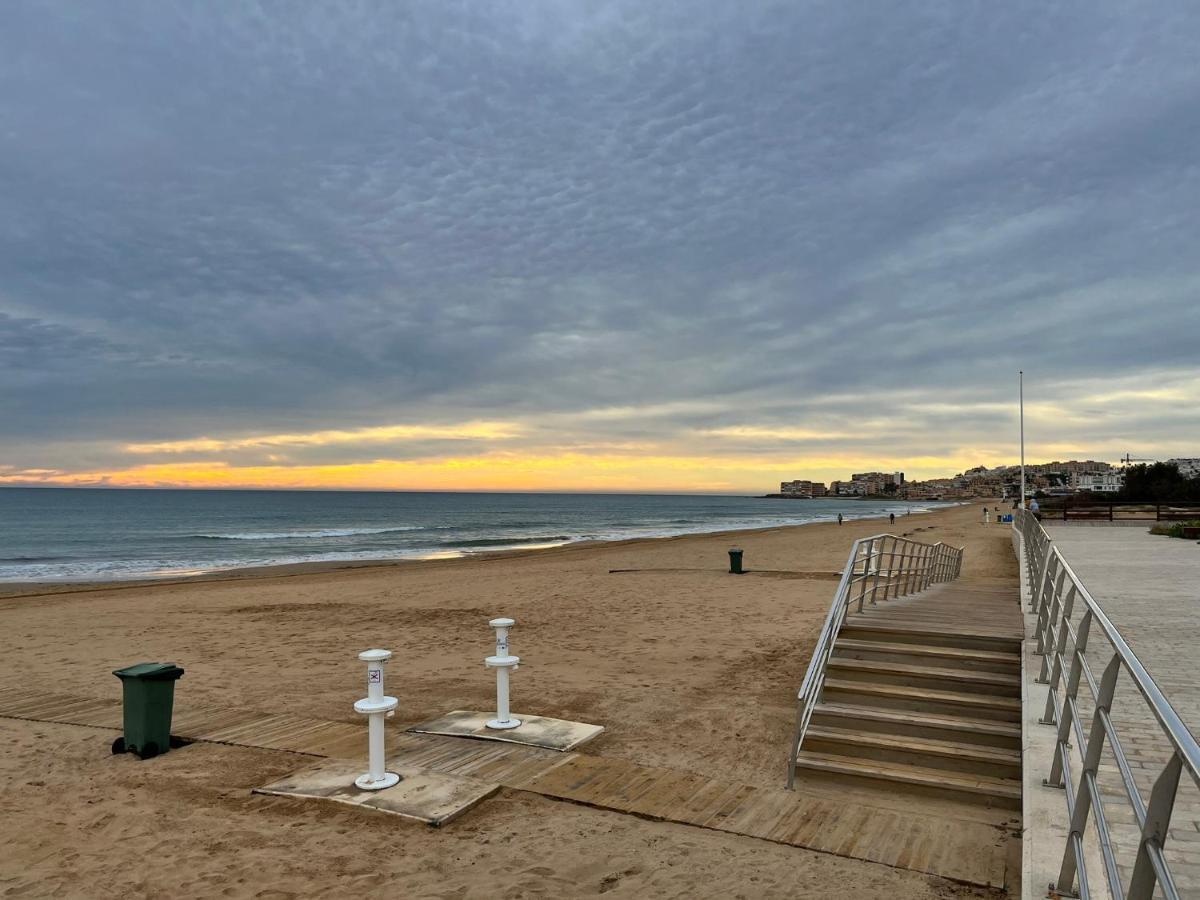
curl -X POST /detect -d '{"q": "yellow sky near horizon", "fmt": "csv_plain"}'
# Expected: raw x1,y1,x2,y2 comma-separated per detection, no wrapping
7,374,1187,492
0,447,1054,492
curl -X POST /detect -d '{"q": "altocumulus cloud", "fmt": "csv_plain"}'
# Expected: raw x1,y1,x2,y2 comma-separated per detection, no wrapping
1,1,1199,489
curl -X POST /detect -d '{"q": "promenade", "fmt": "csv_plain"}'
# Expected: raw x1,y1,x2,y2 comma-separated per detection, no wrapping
1042,526,1200,896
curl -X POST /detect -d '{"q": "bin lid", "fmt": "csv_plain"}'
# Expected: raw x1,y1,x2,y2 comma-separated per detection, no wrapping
112,662,185,681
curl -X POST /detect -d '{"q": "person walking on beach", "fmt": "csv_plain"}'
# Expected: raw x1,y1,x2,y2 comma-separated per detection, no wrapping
889,512,895,525
982,506,990,525
837,513,843,526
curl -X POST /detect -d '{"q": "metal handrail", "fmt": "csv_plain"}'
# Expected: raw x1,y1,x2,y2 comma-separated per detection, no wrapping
1014,509,1200,900
786,532,964,789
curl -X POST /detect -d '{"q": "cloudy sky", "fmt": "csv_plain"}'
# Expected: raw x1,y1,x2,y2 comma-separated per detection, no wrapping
2,2,1198,492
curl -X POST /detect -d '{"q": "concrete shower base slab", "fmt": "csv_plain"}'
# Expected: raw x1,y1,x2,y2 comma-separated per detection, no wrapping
407,709,604,751
253,757,499,826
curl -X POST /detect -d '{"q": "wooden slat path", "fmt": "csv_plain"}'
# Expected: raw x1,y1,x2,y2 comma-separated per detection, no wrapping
505,752,1007,886
0,689,1007,888
846,579,1023,641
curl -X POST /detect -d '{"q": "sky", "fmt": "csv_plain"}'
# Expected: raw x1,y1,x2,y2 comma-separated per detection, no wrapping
2,2,1199,493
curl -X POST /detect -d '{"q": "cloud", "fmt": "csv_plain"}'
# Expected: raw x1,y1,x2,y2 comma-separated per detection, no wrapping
2,2,1199,489
123,421,523,454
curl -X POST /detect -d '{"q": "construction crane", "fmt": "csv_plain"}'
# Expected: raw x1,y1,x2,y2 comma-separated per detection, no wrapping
1120,452,1154,467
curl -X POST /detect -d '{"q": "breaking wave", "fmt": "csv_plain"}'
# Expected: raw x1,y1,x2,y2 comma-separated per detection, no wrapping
192,526,422,541
443,535,572,548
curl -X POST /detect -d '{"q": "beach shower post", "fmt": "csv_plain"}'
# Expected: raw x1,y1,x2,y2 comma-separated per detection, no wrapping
485,617,521,730
353,649,400,790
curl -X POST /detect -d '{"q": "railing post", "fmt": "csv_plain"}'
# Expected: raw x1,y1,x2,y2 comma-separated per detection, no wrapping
856,540,871,612
787,694,806,790
1037,567,1068,682
1128,753,1184,900
868,537,886,605
1046,610,1091,777
882,537,895,600
1039,582,1076,700
904,542,917,594
1034,542,1055,615
1035,554,1061,654
1054,654,1122,897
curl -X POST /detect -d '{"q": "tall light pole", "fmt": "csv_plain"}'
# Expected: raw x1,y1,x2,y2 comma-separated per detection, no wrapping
1019,371,1026,508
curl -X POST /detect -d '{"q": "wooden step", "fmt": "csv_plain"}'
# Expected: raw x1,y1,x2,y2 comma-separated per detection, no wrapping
821,679,1021,721
803,725,1021,778
812,703,1020,748
840,621,1020,653
825,658,1020,697
833,638,1019,673
792,751,1022,806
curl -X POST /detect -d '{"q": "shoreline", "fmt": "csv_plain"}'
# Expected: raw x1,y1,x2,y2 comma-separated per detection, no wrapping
0,504,955,600
0,507,954,600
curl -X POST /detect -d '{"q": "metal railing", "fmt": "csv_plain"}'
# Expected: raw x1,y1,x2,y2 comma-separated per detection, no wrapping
1034,499,1200,522
1014,509,1200,899
786,533,964,789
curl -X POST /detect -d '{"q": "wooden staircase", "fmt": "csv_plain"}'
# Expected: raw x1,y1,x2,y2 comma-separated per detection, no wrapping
792,584,1023,809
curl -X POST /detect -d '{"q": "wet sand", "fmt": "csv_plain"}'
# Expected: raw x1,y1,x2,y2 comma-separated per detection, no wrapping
0,501,1017,898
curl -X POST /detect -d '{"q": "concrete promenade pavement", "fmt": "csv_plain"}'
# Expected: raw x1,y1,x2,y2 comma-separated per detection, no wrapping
1043,525,1200,897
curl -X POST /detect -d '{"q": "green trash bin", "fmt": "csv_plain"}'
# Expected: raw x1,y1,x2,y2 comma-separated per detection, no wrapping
112,662,184,759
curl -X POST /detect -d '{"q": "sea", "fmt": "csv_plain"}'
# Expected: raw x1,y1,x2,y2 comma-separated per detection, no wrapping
0,488,952,583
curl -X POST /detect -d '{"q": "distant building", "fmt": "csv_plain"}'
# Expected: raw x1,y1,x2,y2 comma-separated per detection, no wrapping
1168,458,1200,479
852,472,899,485
1071,471,1124,493
845,471,903,494
1027,460,1113,476
780,479,826,496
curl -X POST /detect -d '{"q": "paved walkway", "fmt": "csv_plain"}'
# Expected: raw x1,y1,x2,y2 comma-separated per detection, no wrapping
1044,526,1200,896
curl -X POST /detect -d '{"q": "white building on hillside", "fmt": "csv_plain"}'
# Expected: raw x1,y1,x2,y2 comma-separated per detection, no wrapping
1071,471,1124,493
1168,458,1200,479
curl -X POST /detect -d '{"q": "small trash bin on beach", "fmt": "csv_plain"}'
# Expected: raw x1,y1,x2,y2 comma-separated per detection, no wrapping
728,548,744,574
112,662,184,759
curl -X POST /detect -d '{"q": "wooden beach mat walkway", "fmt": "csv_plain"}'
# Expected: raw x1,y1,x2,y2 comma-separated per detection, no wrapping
0,687,1007,888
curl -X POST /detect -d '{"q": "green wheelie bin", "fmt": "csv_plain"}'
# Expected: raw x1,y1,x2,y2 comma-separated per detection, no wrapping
112,662,185,759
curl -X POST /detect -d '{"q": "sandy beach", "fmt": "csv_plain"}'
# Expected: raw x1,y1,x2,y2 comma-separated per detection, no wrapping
0,501,1017,899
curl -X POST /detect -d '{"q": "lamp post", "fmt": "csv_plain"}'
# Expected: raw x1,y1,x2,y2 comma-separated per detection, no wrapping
1019,370,1026,508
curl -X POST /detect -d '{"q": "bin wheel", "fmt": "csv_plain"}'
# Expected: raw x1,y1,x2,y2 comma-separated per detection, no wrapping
111,737,126,755
138,741,159,760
